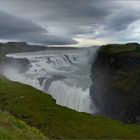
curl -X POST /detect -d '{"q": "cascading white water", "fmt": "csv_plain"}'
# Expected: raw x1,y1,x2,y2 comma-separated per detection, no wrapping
47,80,91,113
4,47,98,114
3,67,42,90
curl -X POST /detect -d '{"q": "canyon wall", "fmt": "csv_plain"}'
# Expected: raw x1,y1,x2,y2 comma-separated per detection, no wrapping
90,43,140,123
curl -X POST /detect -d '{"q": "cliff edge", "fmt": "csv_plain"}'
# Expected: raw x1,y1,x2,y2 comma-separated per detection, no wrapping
90,43,140,123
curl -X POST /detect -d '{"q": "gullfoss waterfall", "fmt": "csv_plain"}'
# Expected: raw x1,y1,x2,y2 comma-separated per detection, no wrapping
4,47,98,114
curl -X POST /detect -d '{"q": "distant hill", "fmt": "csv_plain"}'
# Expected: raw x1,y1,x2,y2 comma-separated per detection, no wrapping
0,42,47,56
0,42,84,57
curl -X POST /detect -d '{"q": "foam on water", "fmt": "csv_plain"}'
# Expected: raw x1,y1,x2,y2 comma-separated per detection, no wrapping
3,67,42,90
46,80,92,113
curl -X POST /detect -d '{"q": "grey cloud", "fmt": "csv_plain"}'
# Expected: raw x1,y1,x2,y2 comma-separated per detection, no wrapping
38,0,112,26
0,11,46,36
16,33,77,45
37,0,140,37
107,11,139,31
0,11,77,45
0,0,140,45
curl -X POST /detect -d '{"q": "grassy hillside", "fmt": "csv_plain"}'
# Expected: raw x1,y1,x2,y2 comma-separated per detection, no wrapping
101,43,140,55
0,111,46,140
0,76,140,139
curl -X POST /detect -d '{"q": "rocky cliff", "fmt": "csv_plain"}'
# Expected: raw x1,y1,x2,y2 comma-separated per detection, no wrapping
90,43,140,123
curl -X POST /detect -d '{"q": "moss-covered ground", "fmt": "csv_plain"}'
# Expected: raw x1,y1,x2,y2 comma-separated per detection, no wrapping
101,43,140,55
99,43,140,92
0,76,140,139
0,111,46,140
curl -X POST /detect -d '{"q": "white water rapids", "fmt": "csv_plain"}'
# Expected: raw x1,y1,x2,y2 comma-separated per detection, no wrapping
4,47,98,114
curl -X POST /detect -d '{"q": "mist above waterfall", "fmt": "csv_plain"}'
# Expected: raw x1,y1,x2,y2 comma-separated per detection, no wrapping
3,47,98,114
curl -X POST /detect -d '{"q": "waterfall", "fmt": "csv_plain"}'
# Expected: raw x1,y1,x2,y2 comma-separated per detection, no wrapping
46,80,92,113
4,47,99,114
3,67,42,90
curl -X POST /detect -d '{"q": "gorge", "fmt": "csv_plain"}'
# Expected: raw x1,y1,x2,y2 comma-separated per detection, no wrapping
1,42,140,124
3,46,99,114
90,43,140,123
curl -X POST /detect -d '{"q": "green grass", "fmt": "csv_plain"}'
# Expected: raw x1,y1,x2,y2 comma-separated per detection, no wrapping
100,43,140,92
101,43,140,55
0,111,46,140
0,76,140,139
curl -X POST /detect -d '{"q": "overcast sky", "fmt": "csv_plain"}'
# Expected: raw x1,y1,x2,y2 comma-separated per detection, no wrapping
0,0,140,47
